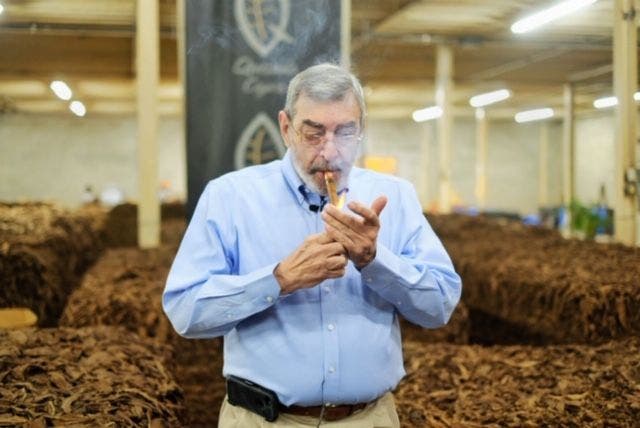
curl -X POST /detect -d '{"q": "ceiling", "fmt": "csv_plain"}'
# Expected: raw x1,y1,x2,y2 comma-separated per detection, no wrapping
0,0,637,118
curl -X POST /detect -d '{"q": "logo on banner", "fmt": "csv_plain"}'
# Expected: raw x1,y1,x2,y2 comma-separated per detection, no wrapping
234,0,294,58
235,112,286,169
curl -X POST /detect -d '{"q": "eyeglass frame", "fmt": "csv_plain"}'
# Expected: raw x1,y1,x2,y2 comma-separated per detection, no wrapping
286,113,363,147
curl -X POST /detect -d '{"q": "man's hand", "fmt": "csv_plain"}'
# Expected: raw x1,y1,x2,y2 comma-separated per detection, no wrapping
321,196,388,270
274,233,348,294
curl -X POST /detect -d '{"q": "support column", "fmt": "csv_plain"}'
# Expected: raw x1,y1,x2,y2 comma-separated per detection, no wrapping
418,122,432,210
538,122,549,208
136,0,160,248
436,45,453,213
561,83,575,236
341,0,351,68
474,108,488,210
613,0,638,245
176,0,187,207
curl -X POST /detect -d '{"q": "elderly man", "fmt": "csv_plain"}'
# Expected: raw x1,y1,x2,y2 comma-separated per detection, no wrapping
163,63,461,427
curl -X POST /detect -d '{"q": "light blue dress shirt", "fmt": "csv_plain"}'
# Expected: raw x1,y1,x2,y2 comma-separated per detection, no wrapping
163,150,461,407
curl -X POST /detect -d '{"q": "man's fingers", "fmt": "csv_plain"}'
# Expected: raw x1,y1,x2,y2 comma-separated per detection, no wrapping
323,205,364,230
371,196,388,217
327,254,347,269
310,233,333,244
347,196,387,222
325,223,355,247
346,201,379,226
325,241,347,256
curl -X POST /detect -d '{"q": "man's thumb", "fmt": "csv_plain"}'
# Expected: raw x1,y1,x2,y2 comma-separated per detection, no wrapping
371,196,388,217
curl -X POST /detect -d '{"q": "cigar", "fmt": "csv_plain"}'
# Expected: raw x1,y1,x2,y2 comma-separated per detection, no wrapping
324,171,345,209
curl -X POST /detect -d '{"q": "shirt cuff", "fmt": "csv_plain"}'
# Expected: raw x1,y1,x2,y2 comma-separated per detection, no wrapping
358,243,397,294
197,262,282,308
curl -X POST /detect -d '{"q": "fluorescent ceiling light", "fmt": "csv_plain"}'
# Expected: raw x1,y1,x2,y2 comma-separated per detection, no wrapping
69,101,86,117
511,0,598,34
593,92,640,109
515,108,554,123
469,89,511,108
593,96,618,109
0,4,4,14
50,80,73,100
412,106,442,122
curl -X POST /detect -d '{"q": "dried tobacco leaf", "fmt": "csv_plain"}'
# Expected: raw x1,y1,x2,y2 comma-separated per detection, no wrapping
396,338,640,427
428,214,640,344
0,326,183,426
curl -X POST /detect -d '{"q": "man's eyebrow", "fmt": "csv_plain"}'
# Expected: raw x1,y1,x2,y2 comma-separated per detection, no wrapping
301,119,325,129
301,119,358,130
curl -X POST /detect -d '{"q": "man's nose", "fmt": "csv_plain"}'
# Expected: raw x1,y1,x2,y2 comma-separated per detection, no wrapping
320,133,339,159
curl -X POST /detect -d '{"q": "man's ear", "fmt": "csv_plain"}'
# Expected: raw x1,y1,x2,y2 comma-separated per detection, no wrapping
278,110,290,147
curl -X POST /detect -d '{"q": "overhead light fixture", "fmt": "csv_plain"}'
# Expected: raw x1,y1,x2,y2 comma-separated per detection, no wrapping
50,80,73,100
469,89,511,108
593,96,618,109
593,92,640,109
515,108,554,123
412,106,443,122
511,0,598,34
69,101,86,117
0,4,4,15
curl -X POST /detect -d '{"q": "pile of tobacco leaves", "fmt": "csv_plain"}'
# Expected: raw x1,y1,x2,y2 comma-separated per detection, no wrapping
428,213,640,344
0,202,103,326
0,326,182,426
396,338,640,427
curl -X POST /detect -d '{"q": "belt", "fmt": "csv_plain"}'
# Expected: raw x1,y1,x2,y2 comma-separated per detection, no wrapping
280,402,369,422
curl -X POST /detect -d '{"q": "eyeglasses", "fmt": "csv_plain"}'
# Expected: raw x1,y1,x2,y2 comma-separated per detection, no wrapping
291,124,363,147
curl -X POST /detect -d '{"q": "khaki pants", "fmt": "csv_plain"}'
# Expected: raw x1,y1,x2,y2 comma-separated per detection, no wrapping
218,392,400,428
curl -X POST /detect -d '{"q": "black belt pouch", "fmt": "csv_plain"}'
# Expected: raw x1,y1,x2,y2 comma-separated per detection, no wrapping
226,375,280,422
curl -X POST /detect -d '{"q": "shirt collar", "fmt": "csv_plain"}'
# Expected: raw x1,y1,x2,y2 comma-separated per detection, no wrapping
281,150,306,207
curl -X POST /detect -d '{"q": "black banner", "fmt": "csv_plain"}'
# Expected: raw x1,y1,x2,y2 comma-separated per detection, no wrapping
185,0,342,217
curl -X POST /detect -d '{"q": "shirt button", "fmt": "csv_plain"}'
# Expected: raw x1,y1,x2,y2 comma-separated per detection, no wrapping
327,324,335,331
328,366,335,373
266,296,274,303
323,286,330,293
366,277,372,283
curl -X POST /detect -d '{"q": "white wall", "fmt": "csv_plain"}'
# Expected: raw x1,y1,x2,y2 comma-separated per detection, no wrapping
0,110,633,215
365,116,564,215
0,113,186,207
574,112,617,205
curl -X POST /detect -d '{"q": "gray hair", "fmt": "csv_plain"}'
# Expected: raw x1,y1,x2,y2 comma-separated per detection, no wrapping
284,63,366,128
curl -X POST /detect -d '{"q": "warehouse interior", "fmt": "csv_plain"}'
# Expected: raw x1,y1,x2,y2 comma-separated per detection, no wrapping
1,0,639,426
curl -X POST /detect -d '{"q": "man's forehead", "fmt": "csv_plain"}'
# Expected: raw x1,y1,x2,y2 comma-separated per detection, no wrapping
293,93,361,125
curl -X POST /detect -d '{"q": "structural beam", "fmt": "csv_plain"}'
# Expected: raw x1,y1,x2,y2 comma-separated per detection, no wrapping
474,108,488,210
341,0,351,68
469,48,569,81
561,83,575,210
436,44,453,213
136,0,160,248
418,122,432,209
613,0,638,245
538,123,549,208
